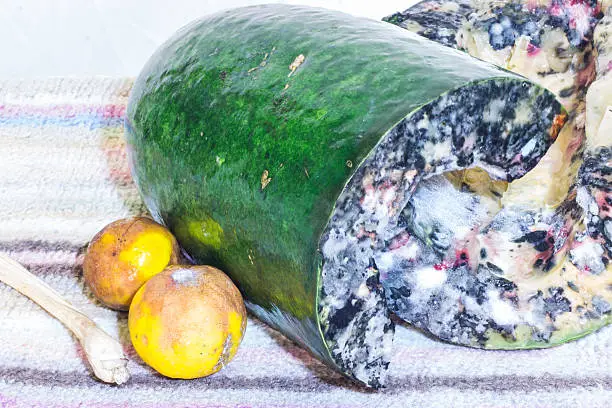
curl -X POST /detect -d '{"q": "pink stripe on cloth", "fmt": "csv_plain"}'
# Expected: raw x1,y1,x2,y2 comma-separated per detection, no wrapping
0,104,126,119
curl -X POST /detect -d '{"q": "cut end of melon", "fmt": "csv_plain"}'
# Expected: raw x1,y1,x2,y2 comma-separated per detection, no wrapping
379,0,612,351
317,78,563,385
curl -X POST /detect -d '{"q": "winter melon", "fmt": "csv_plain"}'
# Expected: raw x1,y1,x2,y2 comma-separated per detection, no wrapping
125,4,565,387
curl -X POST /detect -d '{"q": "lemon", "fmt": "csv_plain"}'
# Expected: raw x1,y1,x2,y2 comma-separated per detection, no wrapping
83,217,180,310
128,265,247,379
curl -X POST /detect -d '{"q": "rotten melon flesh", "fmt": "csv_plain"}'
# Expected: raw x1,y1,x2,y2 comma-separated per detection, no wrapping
125,4,565,387
383,0,612,349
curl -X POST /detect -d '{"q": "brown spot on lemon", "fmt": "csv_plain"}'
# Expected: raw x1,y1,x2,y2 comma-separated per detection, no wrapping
128,265,247,379
83,217,180,310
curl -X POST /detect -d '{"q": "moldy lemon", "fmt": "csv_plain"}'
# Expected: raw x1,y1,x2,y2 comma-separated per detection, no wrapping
128,265,247,379
83,217,180,310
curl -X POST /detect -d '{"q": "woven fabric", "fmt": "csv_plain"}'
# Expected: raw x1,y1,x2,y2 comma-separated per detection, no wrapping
0,78,610,407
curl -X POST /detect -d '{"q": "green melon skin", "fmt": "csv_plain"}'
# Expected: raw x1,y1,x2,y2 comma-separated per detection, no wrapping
125,4,563,387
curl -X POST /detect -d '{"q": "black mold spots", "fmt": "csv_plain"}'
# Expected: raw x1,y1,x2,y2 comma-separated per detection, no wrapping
388,285,411,301
531,328,553,343
328,292,394,388
456,152,475,168
383,1,472,48
592,296,611,316
513,229,557,271
558,86,575,98
485,262,504,276
414,155,426,171
487,1,600,49
466,280,489,306
488,319,517,342
487,15,521,50
454,311,490,344
396,205,413,230
577,147,612,249
567,281,580,293
453,135,466,150
542,287,572,320
579,147,611,188
476,87,558,181
366,274,380,289
490,275,517,293
383,12,407,26
534,240,551,252
514,230,547,244
429,226,453,254
328,296,364,333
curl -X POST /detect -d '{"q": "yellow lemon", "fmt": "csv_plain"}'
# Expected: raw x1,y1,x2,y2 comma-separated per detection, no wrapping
128,265,247,379
83,217,180,310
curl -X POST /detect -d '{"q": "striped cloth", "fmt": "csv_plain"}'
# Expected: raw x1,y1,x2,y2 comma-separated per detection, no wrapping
0,78,610,408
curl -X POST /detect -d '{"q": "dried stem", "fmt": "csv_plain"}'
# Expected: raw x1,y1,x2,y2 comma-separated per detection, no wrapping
0,254,130,384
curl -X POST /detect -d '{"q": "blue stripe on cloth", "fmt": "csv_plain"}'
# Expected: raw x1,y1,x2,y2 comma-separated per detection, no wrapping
0,115,124,129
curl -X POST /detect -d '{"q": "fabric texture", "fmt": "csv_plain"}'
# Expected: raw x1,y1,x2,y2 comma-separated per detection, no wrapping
0,78,610,407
